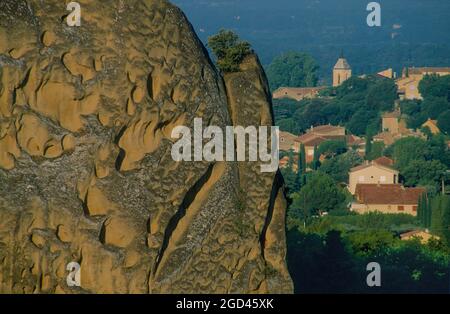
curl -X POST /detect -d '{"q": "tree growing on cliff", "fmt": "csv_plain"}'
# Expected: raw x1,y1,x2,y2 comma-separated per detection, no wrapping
207,29,252,73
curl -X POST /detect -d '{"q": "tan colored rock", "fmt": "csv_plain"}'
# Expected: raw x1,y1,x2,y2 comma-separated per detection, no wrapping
56,225,72,243
41,31,56,47
31,233,46,249
103,217,137,248
85,186,114,216
124,250,140,268
61,134,76,151
0,0,292,294
0,125,20,170
62,50,96,82
16,114,63,158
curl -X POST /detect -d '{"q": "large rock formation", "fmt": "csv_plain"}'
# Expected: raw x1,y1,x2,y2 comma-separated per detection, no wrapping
0,0,293,293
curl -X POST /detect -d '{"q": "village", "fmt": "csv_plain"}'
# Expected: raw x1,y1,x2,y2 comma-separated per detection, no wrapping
276,56,450,242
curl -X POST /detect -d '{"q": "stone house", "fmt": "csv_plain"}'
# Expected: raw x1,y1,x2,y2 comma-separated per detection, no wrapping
351,184,426,216
396,67,450,100
348,161,399,195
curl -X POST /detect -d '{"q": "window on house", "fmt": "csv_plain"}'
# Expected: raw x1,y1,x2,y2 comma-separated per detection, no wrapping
398,206,404,211
358,176,365,182
380,176,386,182
413,206,417,212
308,149,314,156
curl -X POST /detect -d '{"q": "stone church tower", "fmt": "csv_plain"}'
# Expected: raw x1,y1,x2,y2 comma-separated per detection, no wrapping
333,55,352,87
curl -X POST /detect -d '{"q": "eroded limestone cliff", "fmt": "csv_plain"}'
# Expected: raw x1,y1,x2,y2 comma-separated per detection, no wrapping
0,0,293,293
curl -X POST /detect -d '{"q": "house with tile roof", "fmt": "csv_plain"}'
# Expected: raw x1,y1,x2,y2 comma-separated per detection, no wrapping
400,230,439,243
295,124,348,163
396,67,450,100
351,184,426,216
279,131,300,152
348,161,399,195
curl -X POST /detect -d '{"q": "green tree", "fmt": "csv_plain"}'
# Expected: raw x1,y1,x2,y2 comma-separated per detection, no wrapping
319,150,363,183
294,144,307,191
266,52,319,91
389,137,429,172
298,144,306,176
317,140,347,159
312,145,321,170
346,230,396,256
437,110,450,135
365,79,398,112
207,29,251,73
418,74,450,100
281,149,297,194
402,159,447,189
347,109,378,135
365,136,372,158
290,172,347,221
417,193,431,228
422,97,450,119
430,195,450,246
366,142,385,161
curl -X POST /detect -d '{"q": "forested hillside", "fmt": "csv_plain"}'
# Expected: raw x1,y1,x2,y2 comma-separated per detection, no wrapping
173,0,450,82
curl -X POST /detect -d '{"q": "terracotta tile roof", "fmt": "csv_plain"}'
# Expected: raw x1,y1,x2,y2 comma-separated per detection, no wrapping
310,125,345,133
346,134,364,146
322,135,346,141
355,184,426,205
301,135,327,147
407,67,450,75
296,125,347,146
373,156,394,167
296,132,321,143
279,131,298,151
349,162,398,174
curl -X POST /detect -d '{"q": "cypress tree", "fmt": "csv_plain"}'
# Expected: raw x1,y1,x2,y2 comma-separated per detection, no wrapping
425,193,432,228
365,135,373,160
417,193,425,226
294,144,306,191
312,145,320,170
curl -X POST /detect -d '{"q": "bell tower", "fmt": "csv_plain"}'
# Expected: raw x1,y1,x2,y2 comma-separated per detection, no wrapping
333,53,352,87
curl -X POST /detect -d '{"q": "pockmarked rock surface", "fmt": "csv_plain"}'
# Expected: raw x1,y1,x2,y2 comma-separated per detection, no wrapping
0,0,293,293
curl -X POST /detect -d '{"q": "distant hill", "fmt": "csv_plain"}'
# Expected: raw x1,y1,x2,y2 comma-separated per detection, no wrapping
172,0,450,84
